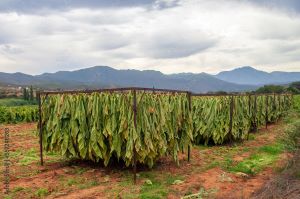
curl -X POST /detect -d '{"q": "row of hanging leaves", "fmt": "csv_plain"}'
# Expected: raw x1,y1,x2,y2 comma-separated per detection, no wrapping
192,94,292,145
41,92,292,167
41,91,192,168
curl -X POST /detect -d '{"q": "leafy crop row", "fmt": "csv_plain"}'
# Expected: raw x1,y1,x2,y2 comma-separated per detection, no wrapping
193,94,292,145
0,105,38,124
41,92,192,167
40,92,292,167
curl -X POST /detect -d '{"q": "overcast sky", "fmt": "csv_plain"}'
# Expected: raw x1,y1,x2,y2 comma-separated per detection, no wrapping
0,0,299,75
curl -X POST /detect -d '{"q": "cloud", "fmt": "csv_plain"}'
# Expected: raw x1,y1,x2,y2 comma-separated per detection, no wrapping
0,0,155,13
0,0,299,75
250,0,300,14
138,31,217,58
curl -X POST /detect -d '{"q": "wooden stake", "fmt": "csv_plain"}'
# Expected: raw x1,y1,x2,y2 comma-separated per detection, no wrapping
38,91,44,166
133,89,137,184
187,92,192,162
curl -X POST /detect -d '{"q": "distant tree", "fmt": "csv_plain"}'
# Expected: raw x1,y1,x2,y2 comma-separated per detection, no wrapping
214,91,228,95
286,86,300,94
286,82,300,94
256,85,286,94
0,90,6,99
290,81,300,89
23,87,29,100
23,87,27,100
206,91,228,95
29,85,34,101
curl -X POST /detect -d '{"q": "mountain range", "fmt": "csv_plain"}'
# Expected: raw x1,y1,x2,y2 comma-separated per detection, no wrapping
0,66,299,93
216,66,300,85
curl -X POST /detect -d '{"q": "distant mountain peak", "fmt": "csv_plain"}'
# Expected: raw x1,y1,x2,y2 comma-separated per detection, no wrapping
216,66,300,85
222,66,260,73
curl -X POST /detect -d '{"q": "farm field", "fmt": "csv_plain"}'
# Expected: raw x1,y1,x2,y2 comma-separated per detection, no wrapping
1,110,300,199
0,98,37,107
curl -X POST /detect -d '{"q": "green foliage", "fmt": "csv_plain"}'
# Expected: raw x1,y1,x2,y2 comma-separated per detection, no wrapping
229,153,278,175
29,86,34,101
192,94,292,145
0,105,38,124
286,86,300,94
289,81,300,94
40,91,292,167
23,87,28,100
259,143,284,155
41,92,192,168
192,96,231,144
256,85,286,94
293,95,300,112
14,148,39,166
140,180,168,199
280,120,300,151
35,188,49,198
0,98,37,106
22,85,35,101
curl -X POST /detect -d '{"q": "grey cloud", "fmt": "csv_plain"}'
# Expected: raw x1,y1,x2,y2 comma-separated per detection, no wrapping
249,0,300,13
0,0,156,13
0,44,23,54
251,15,300,40
89,31,131,51
152,0,180,10
140,32,217,59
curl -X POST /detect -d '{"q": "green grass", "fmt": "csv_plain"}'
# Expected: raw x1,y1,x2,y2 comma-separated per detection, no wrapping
259,143,284,155
35,188,49,198
228,141,293,175
140,180,168,199
78,180,99,189
165,174,184,185
113,170,184,199
0,98,37,106
18,148,39,166
227,143,286,175
229,153,278,175
75,167,88,175
67,178,81,186
12,187,24,193
182,187,218,199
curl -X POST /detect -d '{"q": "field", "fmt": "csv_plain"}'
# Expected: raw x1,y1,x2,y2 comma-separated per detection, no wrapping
1,110,300,199
0,98,37,107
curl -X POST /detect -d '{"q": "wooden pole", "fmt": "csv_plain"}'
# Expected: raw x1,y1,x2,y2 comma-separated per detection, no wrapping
279,95,281,113
254,95,257,132
229,95,234,142
187,92,192,162
133,89,137,184
265,95,269,129
247,94,251,140
38,91,44,166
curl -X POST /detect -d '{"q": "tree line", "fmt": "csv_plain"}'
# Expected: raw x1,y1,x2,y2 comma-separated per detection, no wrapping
255,82,300,94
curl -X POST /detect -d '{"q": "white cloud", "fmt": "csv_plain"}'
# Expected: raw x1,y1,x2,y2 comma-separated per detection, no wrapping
0,0,299,75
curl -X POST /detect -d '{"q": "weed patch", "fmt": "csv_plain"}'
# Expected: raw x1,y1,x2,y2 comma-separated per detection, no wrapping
35,188,49,198
229,153,278,175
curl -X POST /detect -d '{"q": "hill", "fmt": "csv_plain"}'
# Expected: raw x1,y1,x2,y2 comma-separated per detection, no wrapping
0,66,255,93
216,66,300,85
